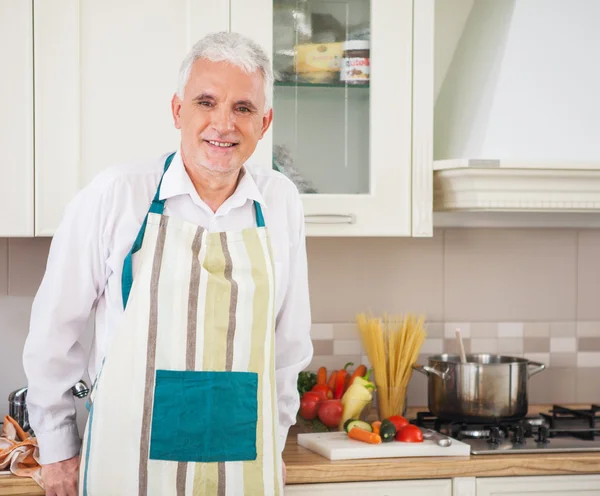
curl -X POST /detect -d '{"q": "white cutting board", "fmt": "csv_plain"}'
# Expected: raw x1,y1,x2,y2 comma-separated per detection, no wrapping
297,430,471,460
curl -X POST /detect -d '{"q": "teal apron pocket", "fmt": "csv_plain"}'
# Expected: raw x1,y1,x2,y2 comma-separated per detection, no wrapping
149,370,258,462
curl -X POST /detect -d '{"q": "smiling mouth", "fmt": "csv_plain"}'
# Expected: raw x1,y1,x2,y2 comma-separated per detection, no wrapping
205,139,238,148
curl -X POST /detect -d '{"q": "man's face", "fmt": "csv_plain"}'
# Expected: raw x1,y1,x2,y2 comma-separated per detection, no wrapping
171,58,272,176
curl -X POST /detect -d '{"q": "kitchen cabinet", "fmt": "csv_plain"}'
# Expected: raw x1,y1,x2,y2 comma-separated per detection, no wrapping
234,0,433,236
33,0,226,235
476,474,600,495
0,0,34,236
4,0,433,237
285,479,453,496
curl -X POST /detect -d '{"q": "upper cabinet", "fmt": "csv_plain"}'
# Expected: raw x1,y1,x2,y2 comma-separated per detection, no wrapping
0,0,34,236
433,0,600,213
235,0,434,236
33,0,228,235
2,0,433,237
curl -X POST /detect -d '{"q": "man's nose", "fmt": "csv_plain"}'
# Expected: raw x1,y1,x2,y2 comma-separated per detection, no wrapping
211,107,235,134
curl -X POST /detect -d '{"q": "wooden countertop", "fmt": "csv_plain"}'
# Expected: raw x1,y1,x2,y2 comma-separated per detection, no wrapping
283,435,600,485
0,475,43,496
3,405,600,493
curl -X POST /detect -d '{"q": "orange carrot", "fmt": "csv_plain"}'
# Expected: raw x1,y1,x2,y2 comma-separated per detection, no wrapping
327,371,337,390
348,427,381,444
371,421,382,436
347,364,367,389
317,366,327,385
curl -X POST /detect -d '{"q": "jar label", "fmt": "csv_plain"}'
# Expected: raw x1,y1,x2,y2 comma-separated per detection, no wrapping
340,57,370,82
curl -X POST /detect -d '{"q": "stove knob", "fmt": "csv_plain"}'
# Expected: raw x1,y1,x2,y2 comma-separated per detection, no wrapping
536,425,550,444
487,426,502,445
513,423,525,445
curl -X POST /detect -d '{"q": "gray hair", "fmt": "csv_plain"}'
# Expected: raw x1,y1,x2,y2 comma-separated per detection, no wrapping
177,32,273,111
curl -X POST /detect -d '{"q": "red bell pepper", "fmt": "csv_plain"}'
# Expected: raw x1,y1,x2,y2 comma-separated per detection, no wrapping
334,362,354,399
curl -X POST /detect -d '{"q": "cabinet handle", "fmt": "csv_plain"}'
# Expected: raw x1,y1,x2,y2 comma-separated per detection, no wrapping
304,214,356,224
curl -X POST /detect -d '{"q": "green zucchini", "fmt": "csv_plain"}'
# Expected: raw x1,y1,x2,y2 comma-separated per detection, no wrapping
379,419,397,442
345,420,372,433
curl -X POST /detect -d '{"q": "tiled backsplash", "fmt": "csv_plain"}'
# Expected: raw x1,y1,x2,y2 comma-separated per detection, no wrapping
1,228,600,424
306,321,600,408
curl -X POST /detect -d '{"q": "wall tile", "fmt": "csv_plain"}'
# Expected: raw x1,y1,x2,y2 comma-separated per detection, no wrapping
524,323,550,337
578,337,600,352
307,355,360,372
310,324,333,340
550,322,576,337
577,352,600,368
0,239,7,295
498,323,524,338
497,338,523,355
445,322,471,338
421,338,444,355
425,322,444,338
333,340,361,356
471,323,498,338
444,338,471,355
470,338,497,353
524,353,551,368
524,338,550,353
530,368,576,404
0,297,34,418
8,238,51,296
307,236,444,323
577,322,600,337
444,229,577,321
312,340,333,356
407,369,428,408
550,337,577,353
578,231,600,320
550,353,577,368
576,368,600,403
333,323,359,340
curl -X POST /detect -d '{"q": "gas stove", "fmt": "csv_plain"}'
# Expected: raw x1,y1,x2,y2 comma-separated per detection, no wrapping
412,405,600,454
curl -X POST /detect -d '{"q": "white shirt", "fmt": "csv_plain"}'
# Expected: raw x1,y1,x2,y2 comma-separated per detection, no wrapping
23,150,313,465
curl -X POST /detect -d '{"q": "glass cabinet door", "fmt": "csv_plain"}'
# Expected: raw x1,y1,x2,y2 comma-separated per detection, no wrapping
273,0,370,196
232,0,433,236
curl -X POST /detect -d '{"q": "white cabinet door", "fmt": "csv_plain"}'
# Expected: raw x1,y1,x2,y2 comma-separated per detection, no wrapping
33,0,228,236
233,0,433,236
285,479,452,496
476,474,600,495
0,0,34,236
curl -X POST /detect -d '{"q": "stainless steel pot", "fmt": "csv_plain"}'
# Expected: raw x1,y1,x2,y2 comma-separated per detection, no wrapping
412,354,546,421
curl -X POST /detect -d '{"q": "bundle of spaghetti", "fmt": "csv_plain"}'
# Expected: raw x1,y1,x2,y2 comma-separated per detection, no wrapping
357,313,427,419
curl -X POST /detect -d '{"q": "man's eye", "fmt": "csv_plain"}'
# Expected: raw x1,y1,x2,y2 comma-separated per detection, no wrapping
237,107,250,113
198,101,212,107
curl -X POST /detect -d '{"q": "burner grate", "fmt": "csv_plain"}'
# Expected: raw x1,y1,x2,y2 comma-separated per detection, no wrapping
540,404,600,440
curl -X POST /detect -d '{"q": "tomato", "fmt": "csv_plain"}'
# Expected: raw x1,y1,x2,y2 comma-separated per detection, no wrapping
310,384,333,401
317,399,343,429
299,392,321,420
387,415,409,432
395,424,424,443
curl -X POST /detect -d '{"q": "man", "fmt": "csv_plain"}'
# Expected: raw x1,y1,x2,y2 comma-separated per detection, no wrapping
23,31,313,496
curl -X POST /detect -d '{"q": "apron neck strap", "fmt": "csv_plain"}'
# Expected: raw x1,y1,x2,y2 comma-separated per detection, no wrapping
122,152,265,309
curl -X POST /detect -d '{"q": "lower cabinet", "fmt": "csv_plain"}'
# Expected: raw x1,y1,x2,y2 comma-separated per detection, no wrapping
285,475,600,495
476,475,600,495
284,479,453,496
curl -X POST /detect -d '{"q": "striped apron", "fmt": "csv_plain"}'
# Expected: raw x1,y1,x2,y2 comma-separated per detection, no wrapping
79,153,282,495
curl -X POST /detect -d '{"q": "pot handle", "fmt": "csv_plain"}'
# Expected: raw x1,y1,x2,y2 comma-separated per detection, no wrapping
527,360,546,377
412,364,449,381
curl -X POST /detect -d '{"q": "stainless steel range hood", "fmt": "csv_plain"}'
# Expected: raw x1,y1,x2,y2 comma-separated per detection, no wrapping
433,0,600,212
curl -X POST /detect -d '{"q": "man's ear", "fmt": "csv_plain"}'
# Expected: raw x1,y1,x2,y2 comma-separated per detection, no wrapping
171,93,183,129
259,108,273,139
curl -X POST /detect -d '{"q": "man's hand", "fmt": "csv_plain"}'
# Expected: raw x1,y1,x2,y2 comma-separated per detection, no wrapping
282,460,287,486
42,455,80,496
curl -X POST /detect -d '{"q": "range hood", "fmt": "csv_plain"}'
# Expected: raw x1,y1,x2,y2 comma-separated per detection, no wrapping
433,0,600,212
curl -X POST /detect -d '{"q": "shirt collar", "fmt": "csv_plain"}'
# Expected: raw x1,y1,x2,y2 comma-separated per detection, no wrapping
159,149,267,210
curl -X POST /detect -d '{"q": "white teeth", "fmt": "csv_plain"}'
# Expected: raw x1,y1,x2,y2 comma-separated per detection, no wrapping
208,140,234,147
